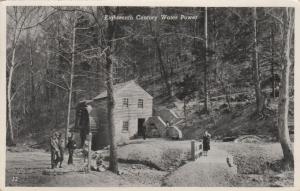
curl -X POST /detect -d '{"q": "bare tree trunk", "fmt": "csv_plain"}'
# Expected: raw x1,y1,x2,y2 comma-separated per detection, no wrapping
105,7,118,173
253,7,263,114
106,48,118,173
7,47,16,146
278,7,294,169
154,37,172,98
66,14,76,144
219,60,231,111
29,43,35,129
6,7,43,146
203,7,209,113
29,44,35,106
270,25,276,98
221,81,231,111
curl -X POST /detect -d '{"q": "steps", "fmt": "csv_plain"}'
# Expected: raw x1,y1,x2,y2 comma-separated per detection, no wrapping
146,108,183,139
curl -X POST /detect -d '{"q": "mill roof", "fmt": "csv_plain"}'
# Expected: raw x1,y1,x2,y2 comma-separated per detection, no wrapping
93,80,152,100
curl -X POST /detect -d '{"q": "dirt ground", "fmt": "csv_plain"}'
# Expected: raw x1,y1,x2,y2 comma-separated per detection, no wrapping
6,150,166,187
5,139,294,187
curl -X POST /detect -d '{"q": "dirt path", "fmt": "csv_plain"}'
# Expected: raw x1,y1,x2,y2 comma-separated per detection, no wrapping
6,150,166,187
163,148,237,186
6,140,237,187
6,140,293,187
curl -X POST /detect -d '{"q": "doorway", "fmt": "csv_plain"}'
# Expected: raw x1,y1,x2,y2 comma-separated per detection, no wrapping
138,118,145,136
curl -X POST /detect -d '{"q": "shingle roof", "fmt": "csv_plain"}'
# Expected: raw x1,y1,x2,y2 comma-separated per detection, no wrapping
93,80,152,100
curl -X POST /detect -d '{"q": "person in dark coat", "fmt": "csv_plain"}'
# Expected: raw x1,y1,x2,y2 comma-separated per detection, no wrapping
50,132,60,169
142,122,147,140
66,134,77,165
202,130,211,156
57,133,64,168
79,106,89,147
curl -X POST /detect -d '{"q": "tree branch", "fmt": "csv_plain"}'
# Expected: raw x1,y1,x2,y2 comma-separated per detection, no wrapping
44,79,69,91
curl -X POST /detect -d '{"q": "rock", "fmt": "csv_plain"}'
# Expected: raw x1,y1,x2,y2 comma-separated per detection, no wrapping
102,163,109,169
226,157,232,167
98,166,106,172
103,146,110,150
234,135,263,143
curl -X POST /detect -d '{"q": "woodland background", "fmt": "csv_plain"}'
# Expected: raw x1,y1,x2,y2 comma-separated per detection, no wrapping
6,7,294,157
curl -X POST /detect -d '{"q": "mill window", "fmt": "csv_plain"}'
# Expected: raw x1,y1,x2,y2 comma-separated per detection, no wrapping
123,98,129,107
138,99,143,108
122,121,129,131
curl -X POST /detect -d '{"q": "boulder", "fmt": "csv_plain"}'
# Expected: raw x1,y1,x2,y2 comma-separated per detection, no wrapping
234,135,263,143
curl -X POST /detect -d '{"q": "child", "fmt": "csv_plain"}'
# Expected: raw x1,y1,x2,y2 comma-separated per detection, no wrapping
66,134,77,165
82,139,89,163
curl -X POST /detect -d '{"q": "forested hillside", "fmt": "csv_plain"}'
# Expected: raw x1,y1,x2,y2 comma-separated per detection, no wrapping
6,7,294,149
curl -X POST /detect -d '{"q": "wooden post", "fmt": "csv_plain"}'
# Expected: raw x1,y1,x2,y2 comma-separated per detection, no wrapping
191,140,195,161
87,132,92,172
198,143,203,157
199,143,202,150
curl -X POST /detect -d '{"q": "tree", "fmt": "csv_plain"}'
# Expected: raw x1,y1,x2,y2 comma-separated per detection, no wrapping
66,10,77,145
252,7,263,114
104,7,119,173
6,7,43,146
277,7,294,169
203,7,209,113
148,8,172,98
41,8,100,145
270,24,277,98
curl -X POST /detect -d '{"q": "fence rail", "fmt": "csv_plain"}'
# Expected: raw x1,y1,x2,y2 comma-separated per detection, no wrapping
191,140,203,161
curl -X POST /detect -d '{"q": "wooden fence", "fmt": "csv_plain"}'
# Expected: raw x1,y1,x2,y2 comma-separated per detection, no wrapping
191,140,203,161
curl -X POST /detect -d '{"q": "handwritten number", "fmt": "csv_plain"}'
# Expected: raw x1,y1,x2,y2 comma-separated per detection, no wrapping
12,176,18,182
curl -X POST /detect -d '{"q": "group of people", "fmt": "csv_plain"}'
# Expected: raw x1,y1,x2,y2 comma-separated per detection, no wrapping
50,131,77,169
49,128,211,169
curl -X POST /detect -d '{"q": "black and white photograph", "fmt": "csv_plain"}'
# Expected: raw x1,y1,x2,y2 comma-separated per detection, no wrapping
2,4,296,187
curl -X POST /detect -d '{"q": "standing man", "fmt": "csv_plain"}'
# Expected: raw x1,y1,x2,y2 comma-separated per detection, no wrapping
50,131,60,169
66,134,77,165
